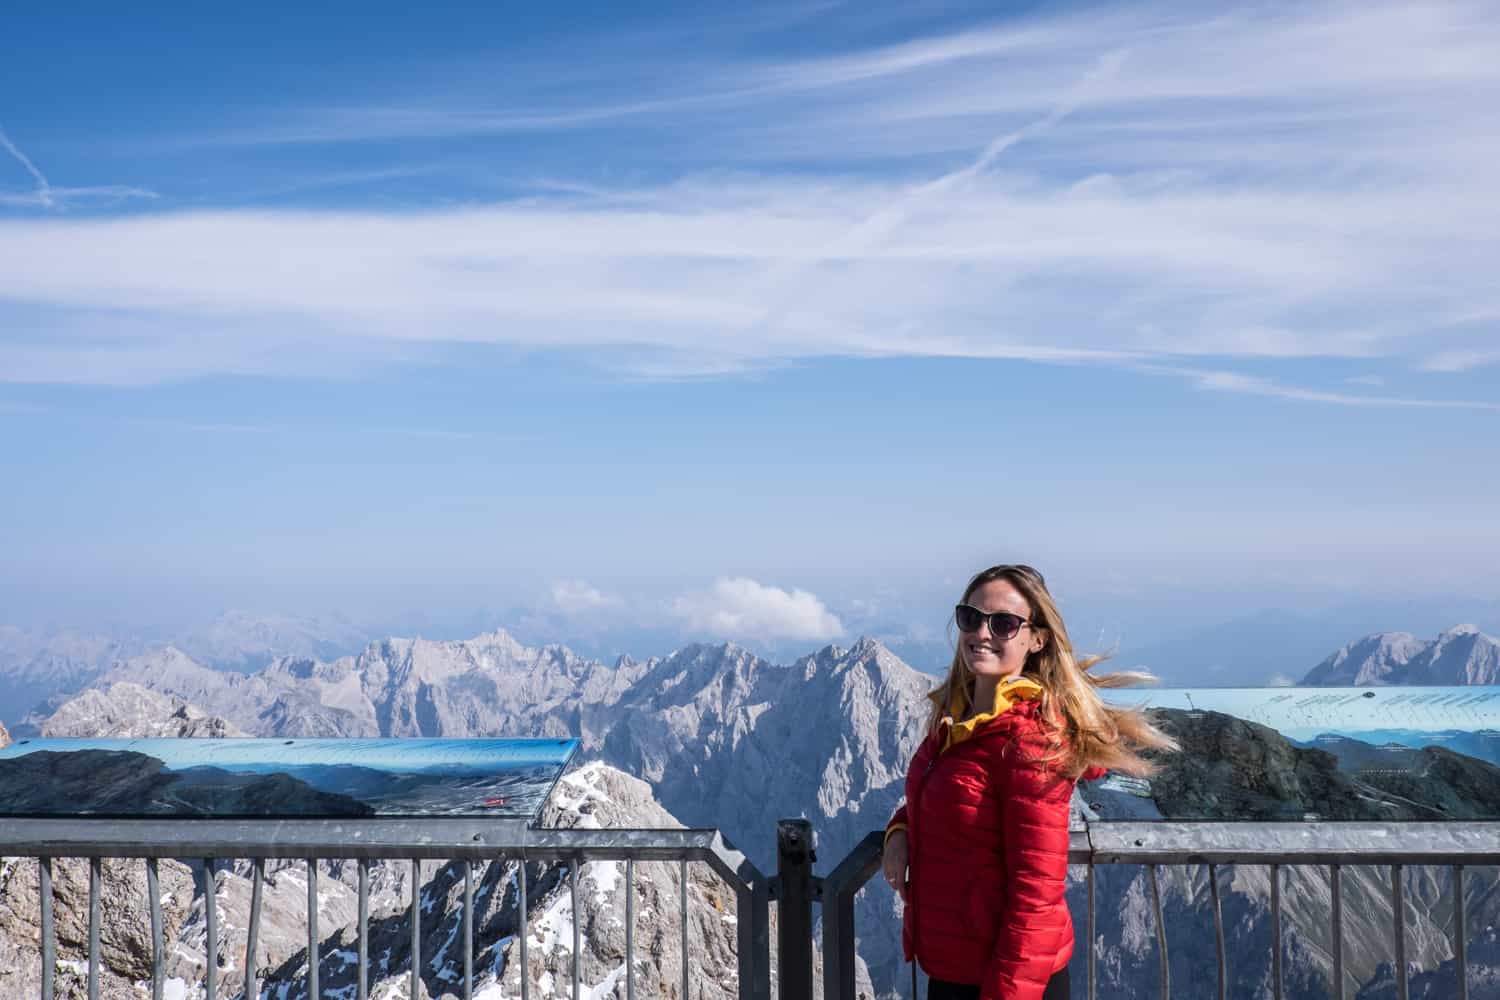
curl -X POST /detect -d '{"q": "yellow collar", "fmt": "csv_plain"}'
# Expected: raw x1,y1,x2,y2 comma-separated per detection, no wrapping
931,675,1044,750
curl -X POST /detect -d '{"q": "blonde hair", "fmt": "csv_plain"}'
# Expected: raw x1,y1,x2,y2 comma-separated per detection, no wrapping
930,564,1177,778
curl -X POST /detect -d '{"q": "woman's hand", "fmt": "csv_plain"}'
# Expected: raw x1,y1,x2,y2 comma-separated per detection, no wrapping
882,829,909,901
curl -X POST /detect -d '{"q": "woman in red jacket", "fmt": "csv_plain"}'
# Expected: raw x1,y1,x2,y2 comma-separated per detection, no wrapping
882,564,1174,1000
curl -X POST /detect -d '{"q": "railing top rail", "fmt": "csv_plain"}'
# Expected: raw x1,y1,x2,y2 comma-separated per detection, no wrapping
0,817,762,882
1087,821,1500,866
6,817,1500,872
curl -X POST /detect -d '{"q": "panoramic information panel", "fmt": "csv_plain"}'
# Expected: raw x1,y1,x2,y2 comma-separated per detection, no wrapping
1086,686,1500,822
0,737,579,821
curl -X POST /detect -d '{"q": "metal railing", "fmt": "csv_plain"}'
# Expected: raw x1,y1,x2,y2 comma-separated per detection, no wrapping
3,817,1498,1000
1079,821,1500,1000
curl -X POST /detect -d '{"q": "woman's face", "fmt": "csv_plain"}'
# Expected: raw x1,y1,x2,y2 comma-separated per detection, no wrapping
958,578,1044,682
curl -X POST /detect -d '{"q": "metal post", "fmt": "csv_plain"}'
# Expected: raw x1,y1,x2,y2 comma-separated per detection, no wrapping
819,831,881,1000
1331,864,1344,1000
519,860,530,1000
203,859,217,1000
411,859,422,1000
680,858,690,1000
357,859,369,1000
1148,865,1168,1000
1392,864,1408,1000
625,858,635,1000
39,857,54,1000
307,859,320,1000
246,859,264,1000
88,857,100,1000
570,859,581,1000
776,819,815,1000
1087,862,1096,1000
1271,863,1283,1000
1454,864,1468,1000
735,876,771,1000
147,858,164,1000
463,860,474,1000
1208,864,1225,1000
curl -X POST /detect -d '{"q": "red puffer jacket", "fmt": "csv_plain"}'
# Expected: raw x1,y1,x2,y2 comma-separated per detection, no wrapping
886,677,1096,1000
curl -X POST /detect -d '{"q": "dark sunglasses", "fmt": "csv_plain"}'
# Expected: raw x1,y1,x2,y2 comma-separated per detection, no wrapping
954,604,1033,639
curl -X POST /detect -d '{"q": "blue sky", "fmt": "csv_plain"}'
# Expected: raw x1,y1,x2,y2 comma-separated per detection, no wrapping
2,2,1498,674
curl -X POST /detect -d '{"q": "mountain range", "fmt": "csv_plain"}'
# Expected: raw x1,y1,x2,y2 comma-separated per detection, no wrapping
14,622,1500,997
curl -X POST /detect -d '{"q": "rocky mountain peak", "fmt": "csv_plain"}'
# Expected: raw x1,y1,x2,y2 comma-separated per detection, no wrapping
1303,625,1500,686
0,719,9,748
40,682,245,738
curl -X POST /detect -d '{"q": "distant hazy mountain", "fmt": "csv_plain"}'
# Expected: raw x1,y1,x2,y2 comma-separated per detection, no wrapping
0,613,376,730
1301,625,1500,685
171,610,374,673
0,625,151,729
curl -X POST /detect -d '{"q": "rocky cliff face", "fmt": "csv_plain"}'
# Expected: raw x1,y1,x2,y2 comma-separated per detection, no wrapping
1302,625,1500,685
0,719,10,748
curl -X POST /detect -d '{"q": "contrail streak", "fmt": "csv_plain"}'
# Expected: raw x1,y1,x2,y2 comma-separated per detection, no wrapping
732,49,1129,354
0,125,55,208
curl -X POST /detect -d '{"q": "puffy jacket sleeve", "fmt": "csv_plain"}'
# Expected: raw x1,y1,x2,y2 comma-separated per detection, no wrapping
981,729,1075,1000
884,803,909,846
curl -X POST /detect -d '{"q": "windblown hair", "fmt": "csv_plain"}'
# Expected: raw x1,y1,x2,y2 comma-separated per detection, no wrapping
929,564,1177,778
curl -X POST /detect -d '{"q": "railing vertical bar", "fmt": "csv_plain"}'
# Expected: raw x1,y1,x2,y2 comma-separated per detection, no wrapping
39,856,55,1000
245,859,263,1000
519,860,531,1000
1392,864,1408,1000
146,858,164,1000
357,859,369,1000
1271,862,1283,1000
1087,861,1096,1000
463,860,474,1000
411,859,421,1000
88,857,101,1000
1208,864,1225,1000
1148,864,1168,1000
625,858,636,1000
202,859,217,1000
680,858,690,1000
307,859,320,1000
1331,864,1344,1000
570,858,581,1000
1454,864,1468,1000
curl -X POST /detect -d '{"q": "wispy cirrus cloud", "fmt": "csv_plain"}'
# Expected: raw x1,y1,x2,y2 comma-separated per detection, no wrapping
1,2,1497,405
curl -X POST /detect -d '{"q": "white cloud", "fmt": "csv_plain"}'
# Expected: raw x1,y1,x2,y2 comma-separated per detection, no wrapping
1420,349,1500,373
548,579,622,611
671,577,844,642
